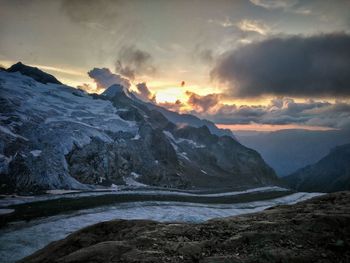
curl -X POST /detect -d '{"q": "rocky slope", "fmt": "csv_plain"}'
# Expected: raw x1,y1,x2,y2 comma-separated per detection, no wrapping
284,144,350,192
0,65,278,193
20,191,350,263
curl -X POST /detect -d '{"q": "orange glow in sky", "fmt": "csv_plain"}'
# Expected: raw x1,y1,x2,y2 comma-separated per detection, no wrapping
217,123,337,132
1,60,343,132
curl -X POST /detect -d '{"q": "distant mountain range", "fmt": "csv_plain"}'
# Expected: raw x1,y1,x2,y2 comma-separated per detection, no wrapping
237,129,350,176
0,63,279,193
284,143,350,192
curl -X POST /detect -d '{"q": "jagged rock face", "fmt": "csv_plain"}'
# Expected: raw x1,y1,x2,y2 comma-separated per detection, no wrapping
66,127,187,189
167,126,278,188
0,69,279,193
284,144,350,192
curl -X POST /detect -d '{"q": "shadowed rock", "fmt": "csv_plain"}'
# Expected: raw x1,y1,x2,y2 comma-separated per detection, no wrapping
7,62,62,85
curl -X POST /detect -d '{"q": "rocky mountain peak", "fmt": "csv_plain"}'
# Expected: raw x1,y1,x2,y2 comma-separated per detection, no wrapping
6,62,62,85
0,68,279,193
101,84,130,99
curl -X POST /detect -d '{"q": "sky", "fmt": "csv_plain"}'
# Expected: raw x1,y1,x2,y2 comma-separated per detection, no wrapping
1,0,350,131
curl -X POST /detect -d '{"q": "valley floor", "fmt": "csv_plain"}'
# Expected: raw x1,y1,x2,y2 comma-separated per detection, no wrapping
16,191,350,263
0,188,321,263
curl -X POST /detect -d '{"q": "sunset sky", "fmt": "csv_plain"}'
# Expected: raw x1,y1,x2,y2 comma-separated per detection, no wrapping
1,0,350,131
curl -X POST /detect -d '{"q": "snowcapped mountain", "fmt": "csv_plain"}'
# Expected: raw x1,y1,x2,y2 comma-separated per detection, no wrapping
144,102,236,138
0,64,279,193
6,62,62,85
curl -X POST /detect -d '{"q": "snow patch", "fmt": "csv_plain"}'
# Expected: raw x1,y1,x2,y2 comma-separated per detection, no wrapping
46,190,82,195
0,125,28,141
179,152,190,161
30,150,42,157
162,131,205,148
130,172,141,179
0,209,14,215
123,176,147,187
132,133,141,140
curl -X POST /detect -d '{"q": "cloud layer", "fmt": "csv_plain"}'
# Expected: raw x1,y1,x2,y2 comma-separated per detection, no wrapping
115,45,156,80
211,33,350,98
88,68,130,91
237,19,270,35
161,91,350,130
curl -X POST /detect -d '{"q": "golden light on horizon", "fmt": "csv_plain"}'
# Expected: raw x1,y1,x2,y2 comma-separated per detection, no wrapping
155,90,184,103
217,123,337,132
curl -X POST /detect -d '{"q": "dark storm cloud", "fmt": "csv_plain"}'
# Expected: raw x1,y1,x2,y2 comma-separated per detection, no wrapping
115,46,156,80
211,33,350,98
209,98,350,129
88,68,130,90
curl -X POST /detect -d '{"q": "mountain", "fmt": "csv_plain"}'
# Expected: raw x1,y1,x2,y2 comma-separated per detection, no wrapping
145,102,235,138
0,65,279,193
284,144,350,192
6,62,62,85
237,129,350,176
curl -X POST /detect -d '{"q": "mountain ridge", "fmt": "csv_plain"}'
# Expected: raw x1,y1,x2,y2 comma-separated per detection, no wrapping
284,143,350,192
237,129,350,176
6,62,62,85
0,64,279,193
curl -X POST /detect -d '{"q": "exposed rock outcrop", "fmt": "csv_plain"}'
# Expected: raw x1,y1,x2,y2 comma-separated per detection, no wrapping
6,62,62,85
20,191,350,263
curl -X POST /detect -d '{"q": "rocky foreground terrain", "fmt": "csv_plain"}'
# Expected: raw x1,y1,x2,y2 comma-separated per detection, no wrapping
20,192,350,263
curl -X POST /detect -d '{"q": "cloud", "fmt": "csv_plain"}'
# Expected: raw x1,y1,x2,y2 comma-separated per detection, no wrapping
237,19,271,35
159,91,350,129
115,45,156,80
134,82,156,102
249,0,311,15
158,100,184,112
249,0,298,10
211,98,350,130
87,68,130,90
208,17,235,28
211,33,350,98
194,48,215,64
77,83,98,93
185,91,221,113
60,0,120,25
